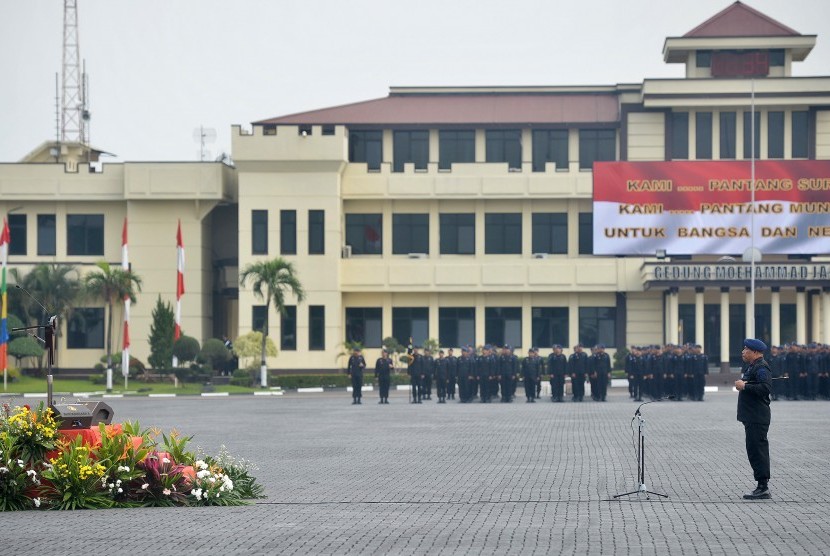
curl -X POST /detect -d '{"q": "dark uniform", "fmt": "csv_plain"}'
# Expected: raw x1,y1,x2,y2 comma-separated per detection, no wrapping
521,348,541,402
592,345,611,402
768,346,783,401
692,345,708,401
457,347,475,403
548,346,567,402
347,350,366,404
446,349,458,400
408,348,423,403
737,338,772,499
435,351,449,403
375,351,393,404
478,345,496,403
625,347,642,401
568,345,588,402
422,351,434,400
498,347,517,403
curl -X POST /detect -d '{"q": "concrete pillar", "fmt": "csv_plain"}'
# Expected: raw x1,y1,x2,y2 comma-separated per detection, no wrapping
810,290,821,343
669,288,679,345
770,287,781,347
796,287,807,345
475,293,486,347
521,293,532,352
746,286,755,339
695,287,705,347
720,287,730,373
823,287,830,344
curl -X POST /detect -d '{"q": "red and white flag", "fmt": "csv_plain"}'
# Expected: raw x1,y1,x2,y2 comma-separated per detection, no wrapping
121,218,130,377
175,220,185,341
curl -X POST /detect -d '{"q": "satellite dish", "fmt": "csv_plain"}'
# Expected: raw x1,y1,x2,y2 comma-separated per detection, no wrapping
742,247,762,263
193,126,217,161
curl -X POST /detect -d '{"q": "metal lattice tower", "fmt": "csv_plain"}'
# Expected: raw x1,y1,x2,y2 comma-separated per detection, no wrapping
61,0,87,144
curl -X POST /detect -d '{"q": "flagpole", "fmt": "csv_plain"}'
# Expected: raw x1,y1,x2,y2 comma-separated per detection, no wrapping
748,78,756,339
122,218,130,390
1,218,9,392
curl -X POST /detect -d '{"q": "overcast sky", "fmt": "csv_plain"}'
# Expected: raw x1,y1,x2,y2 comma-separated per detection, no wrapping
2,0,829,163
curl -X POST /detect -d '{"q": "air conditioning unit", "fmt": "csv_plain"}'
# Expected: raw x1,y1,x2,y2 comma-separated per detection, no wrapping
532,253,549,259
341,245,352,258
407,253,427,259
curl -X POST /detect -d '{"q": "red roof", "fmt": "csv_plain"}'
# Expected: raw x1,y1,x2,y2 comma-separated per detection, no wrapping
254,92,620,126
684,1,800,38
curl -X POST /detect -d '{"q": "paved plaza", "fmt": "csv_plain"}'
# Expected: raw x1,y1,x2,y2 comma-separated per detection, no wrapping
1,388,829,555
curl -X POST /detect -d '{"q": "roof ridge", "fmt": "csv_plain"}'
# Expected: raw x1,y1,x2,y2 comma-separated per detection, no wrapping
684,1,800,38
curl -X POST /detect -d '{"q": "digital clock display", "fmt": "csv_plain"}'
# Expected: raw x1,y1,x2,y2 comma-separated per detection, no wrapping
711,51,770,77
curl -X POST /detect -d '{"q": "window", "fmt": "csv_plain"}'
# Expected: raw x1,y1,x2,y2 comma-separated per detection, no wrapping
767,112,784,159
743,111,760,159
532,129,569,172
37,214,56,256
719,112,737,159
280,210,296,255
532,213,568,254
345,214,383,255
263,124,277,136
67,308,104,349
485,307,521,347
485,213,521,255
281,306,296,351
348,130,383,171
252,305,268,335
8,214,26,256
392,307,428,347
252,210,268,255
578,213,593,255
671,112,689,160
532,307,569,348
392,214,429,255
695,112,713,159
578,307,616,347
578,129,615,170
298,125,312,136
393,130,429,172
439,213,475,255
308,210,325,255
345,307,382,348
696,50,711,68
67,214,104,256
769,49,784,67
439,307,475,348
322,125,335,136
792,111,809,158
485,130,522,170
309,305,325,351
438,130,475,170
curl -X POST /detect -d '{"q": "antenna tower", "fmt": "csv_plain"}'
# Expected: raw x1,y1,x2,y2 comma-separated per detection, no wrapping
61,0,88,144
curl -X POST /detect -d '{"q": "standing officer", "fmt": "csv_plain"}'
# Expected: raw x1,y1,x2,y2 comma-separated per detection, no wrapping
626,346,641,401
593,344,612,402
457,346,472,402
498,345,515,403
548,345,567,402
408,345,423,404
434,350,449,403
375,349,393,404
422,349,435,401
521,347,541,402
588,346,599,401
693,344,708,401
768,345,782,401
478,345,494,403
568,344,588,402
347,347,366,405
735,338,773,500
446,348,458,401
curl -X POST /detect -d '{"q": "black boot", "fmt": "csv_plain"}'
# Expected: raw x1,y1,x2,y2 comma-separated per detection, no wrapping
743,483,770,500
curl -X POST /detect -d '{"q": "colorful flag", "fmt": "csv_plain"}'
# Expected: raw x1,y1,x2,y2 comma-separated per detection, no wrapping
1,218,10,374
122,218,130,377
175,220,185,341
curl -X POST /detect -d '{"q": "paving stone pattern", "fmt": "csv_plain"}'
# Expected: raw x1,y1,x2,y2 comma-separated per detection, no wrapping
2,390,828,555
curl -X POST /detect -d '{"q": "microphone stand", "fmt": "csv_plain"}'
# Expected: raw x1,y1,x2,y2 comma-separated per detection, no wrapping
613,399,669,500
11,316,57,409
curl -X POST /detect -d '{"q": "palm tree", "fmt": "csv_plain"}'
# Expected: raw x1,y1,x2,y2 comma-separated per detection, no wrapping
83,261,142,387
239,258,306,387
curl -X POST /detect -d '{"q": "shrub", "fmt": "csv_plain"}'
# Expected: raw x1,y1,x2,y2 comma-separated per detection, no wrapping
172,336,200,366
230,368,255,387
8,336,45,369
198,338,231,372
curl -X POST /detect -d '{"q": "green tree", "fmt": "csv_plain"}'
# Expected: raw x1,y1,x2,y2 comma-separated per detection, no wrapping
239,258,305,387
172,335,200,365
8,336,45,369
233,331,277,370
199,338,231,372
82,261,143,380
148,296,175,370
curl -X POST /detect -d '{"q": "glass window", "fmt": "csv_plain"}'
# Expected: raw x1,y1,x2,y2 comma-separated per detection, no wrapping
578,307,616,347
485,130,522,170
438,130,475,170
792,111,809,158
345,307,382,348
743,111,761,159
309,305,325,351
578,213,593,255
769,49,784,67
531,213,568,254
322,125,335,136
67,214,104,256
308,210,325,255
252,305,268,335
393,130,429,172
392,213,429,255
280,210,296,255
67,307,104,349
767,112,784,159
345,214,383,255
671,112,689,160
485,307,521,347
8,214,26,256
696,112,713,160
298,125,312,136
392,307,429,347
37,214,56,256
578,129,616,170
439,213,475,255
532,129,568,172
281,305,296,351
532,307,569,348
485,213,521,255
696,51,711,68
252,210,268,255
439,307,475,348
720,112,737,159
348,130,383,171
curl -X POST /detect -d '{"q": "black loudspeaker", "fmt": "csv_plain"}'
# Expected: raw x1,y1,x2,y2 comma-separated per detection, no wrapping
51,401,114,430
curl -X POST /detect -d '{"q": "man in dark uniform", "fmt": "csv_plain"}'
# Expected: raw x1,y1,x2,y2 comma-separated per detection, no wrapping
457,346,473,402
693,344,708,401
547,344,567,402
593,344,612,402
626,346,641,401
498,345,515,403
568,344,588,402
805,344,820,401
408,346,423,404
785,343,802,400
735,337,773,500
768,345,782,401
478,345,495,403
819,344,830,400
521,347,541,402
422,349,435,401
347,347,366,405
375,348,393,404
446,348,458,400
434,349,449,403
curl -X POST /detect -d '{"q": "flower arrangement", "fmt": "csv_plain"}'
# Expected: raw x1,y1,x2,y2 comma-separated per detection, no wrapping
0,403,263,511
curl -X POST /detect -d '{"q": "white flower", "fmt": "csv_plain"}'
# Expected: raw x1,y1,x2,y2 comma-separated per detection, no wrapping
195,460,208,470
0,467,8,474
117,465,130,472
162,458,170,464
196,470,210,479
17,459,25,467
208,477,216,483
42,463,53,470
108,483,115,489
163,488,171,496
141,483,149,490
33,498,41,508
26,469,37,477
192,488,203,500
117,488,123,494
116,480,122,487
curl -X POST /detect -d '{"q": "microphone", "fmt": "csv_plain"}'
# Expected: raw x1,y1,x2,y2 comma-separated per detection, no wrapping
634,395,675,415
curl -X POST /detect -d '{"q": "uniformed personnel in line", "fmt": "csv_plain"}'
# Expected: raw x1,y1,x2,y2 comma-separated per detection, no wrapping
346,347,366,405
375,348,393,404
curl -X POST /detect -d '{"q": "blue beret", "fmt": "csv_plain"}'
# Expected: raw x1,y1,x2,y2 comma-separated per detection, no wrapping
553,344,562,349
743,338,767,352
484,344,492,350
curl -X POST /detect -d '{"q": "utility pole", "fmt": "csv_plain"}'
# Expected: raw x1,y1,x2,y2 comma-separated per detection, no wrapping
61,0,88,144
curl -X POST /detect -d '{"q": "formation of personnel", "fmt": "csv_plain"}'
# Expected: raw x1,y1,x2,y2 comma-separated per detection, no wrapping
624,344,709,402
766,343,830,401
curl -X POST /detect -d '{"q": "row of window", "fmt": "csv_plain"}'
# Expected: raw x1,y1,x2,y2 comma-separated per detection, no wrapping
252,305,326,351
252,209,325,256
348,129,616,172
670,110,809,160
6,214,103,257
345,212,594,255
